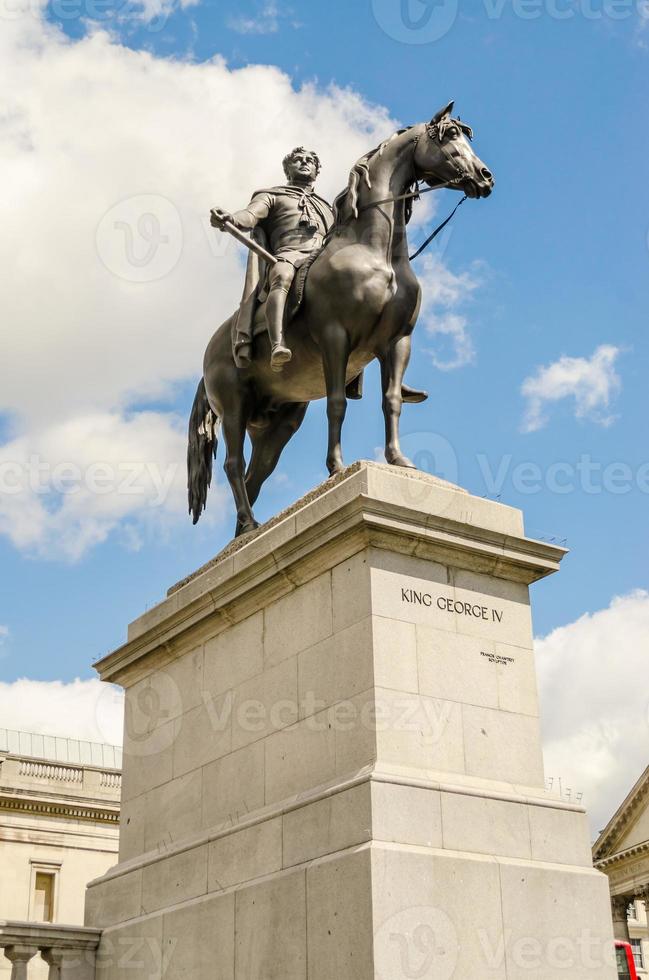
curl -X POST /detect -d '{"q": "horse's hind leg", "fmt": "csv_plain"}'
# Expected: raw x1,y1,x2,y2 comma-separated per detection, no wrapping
244,403,308,511
222,398,258,536
380,333,416,469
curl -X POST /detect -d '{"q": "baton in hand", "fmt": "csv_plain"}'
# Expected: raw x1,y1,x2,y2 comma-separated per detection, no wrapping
210,209,277,266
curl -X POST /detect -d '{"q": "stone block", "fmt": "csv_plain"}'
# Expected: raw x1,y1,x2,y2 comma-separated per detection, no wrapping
371,781,443,848
141,845,208,915
440,791,532,859
332,551,372,632
143,769,203,852
498,861,616,979
118,793,145,862
96,916,163,980
231,656,298,751
282,784,372,868
462,703,544,786
332,691,377,779
162,892,234,980
208,817,282,891
297,618,373,717
528,804,594,867
120,736,175,803
172,696,231,778
374,687,466,775
416,626,500,709
371,845,506,979
264,573,333,668
264,708,337,805
306,848,374,980
161,646,204,718
494,640,539,716
234,870,307,980
203,612,264,699
85,869,142,929
371,616,418,694
201,741,265,831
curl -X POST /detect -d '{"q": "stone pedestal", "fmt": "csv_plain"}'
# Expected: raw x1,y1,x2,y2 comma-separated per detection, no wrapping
85,462,616,979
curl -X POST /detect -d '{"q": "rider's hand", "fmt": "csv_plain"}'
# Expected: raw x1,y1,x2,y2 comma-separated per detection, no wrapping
210,207,233,229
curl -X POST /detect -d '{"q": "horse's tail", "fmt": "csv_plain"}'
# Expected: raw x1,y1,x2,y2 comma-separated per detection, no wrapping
187,377,218,525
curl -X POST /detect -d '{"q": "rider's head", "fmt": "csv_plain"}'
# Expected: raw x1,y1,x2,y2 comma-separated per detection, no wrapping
283,147,321,184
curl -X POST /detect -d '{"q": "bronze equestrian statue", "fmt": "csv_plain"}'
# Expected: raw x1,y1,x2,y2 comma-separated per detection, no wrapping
188,102,494,537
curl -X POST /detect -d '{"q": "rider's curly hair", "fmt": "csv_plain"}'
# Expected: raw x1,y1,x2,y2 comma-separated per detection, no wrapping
283,147,322,179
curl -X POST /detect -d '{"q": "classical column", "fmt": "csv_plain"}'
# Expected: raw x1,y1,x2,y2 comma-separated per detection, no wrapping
41,949,65,980
41,947,96,980
611,895,632,942
3,945,39,980
637,885,649,915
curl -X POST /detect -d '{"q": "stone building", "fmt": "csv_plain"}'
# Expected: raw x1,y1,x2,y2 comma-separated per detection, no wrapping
0,729,121,978
593,765,649,976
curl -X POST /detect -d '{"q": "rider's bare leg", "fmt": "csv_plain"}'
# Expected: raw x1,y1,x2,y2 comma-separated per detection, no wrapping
266,262,294,371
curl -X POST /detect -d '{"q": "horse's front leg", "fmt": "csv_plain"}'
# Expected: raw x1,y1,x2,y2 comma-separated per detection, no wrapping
380,333,416,469
321,325,351,476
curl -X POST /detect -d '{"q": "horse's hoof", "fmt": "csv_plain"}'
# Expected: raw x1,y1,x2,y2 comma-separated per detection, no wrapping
386,453,416,469
235,519,260,537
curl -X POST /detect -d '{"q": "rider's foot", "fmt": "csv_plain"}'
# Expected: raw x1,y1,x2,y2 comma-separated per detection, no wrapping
270,345,292,372
401,384,428,404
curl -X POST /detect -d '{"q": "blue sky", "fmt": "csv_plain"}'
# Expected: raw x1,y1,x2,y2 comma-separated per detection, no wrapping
1,0,648,826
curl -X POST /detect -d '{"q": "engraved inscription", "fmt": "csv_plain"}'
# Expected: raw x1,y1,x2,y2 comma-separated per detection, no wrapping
480,651,515,667
400,587,504,623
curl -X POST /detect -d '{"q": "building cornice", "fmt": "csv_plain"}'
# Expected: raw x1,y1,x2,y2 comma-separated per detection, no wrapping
593,765,649,861
594,838,649,870
0,792,119,826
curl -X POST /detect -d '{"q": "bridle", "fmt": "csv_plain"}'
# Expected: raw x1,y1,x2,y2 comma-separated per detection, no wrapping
333,122,471,261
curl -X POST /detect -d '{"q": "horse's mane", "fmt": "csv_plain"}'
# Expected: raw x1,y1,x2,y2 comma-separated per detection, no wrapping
333,126,417,226
332,115,474,227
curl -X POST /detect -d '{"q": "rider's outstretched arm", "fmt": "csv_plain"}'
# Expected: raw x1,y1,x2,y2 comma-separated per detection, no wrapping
213,193,273,231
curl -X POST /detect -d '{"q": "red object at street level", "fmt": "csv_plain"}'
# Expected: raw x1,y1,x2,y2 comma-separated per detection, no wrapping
616,941,639,980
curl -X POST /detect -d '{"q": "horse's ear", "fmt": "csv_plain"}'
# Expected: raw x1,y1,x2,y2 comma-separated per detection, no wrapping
431,101,455,125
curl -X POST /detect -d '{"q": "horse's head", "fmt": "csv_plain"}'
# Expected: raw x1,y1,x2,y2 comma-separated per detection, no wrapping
414,102,494,200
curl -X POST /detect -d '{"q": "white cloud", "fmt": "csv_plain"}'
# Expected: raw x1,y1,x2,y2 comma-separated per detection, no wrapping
0,411,207,560
521,344,622,433
0,678,124,747
0,7,396,558
536,590,649,839
0,627,9,647
228,2,285,34
417,255,483,370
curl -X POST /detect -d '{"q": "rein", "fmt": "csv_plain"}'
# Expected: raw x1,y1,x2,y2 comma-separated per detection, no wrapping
352,181,468,262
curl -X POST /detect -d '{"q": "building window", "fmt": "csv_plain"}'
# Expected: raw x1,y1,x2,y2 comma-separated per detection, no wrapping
629,901,638,920
33,872,55,922
28,862,60,922
630,939,645,971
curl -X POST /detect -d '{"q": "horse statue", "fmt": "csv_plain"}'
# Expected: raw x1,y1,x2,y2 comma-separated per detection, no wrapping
188,101,494,538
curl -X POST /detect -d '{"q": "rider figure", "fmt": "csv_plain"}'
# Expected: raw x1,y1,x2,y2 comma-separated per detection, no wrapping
211,147,333,372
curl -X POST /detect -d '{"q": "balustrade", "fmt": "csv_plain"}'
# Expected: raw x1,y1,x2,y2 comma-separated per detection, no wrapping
0,922,100,980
